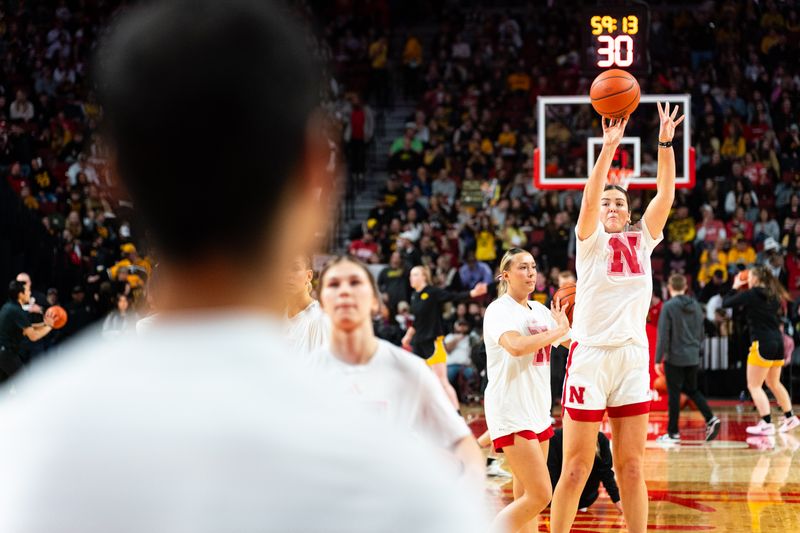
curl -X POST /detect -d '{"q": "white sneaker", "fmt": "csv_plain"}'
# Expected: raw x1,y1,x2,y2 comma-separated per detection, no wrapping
779,415,800,433
746,436,776,450
746,420,776,436
487,461,512,478
656,433,680,443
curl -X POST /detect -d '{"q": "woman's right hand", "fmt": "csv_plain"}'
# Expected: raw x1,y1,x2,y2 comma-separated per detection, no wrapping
401,331,413,350
470,282,488,298
551,297,570,332
732,273,746,290
602,116,628,148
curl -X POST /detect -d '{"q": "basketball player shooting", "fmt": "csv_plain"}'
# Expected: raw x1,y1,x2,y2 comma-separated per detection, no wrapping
550,102,684,533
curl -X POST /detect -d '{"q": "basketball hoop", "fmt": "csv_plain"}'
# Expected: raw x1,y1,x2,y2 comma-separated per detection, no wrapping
533,94,695,190
606,168,634,190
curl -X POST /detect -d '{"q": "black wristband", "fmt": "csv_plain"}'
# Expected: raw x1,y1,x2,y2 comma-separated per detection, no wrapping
658,141,673,148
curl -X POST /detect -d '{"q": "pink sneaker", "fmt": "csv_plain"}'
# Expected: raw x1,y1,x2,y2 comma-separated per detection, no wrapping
779,415,800,433
746,420,776,436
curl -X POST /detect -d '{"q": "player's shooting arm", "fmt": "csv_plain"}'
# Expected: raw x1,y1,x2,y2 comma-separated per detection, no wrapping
577,118,628,241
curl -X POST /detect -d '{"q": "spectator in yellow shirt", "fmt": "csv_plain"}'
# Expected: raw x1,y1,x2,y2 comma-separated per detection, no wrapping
727,238,756,273
500,215,527,251
368,35,389,107
721,125,746,159
507,59,531,92
697,247,729,286
402,35,422,99
667,206,696,243
497,123,517,154
760,28,784,55
760,3,785,30
475,215,497,264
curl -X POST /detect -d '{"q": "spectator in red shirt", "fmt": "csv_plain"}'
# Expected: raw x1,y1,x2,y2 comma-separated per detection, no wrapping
348,230,380,262
696,205,728,249
786,233,800,297
344,93,374,192
726,206,754,242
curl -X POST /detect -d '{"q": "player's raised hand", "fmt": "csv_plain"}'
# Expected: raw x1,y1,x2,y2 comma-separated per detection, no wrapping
602,116,628,148
657,101,685,143
551,297,569,331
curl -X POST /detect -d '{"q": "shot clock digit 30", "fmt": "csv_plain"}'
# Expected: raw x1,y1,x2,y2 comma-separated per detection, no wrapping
581,5,650,75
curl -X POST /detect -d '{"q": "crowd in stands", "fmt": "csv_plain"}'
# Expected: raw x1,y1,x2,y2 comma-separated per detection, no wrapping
341,1,800,397
0,0,389,347
0,1,147,343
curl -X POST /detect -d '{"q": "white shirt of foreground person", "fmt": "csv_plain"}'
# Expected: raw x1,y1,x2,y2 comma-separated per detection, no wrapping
307,339,472,450
0,313,488,533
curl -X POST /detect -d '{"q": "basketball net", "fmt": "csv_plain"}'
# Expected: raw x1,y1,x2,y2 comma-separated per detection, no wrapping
606,167,634,190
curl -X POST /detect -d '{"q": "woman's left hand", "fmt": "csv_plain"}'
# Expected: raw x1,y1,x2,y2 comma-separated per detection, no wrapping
657,101,685,143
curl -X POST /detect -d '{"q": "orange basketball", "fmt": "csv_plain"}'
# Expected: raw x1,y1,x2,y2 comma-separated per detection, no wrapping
737,269,749,290
590,69,641,119
653,375,667,392
553,282,576,326
45,305,68,329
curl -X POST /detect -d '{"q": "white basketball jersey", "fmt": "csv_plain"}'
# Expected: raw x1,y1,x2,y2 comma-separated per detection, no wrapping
285,300,329,355
483,294,560,437
572,219,662,348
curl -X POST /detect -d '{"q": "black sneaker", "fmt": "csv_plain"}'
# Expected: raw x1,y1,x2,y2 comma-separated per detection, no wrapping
705,416,721,441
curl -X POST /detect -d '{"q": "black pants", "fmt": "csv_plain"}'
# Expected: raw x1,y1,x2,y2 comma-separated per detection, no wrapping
664,362,714,435
0,346,24,384
347,139,366,175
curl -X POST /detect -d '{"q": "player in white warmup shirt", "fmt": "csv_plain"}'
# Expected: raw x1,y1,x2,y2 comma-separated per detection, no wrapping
309,256,485,484
285,255,328,354
483,248,570,533
550,105,684,533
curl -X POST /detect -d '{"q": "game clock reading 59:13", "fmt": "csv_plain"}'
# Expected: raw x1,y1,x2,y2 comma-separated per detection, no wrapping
591,15,639,36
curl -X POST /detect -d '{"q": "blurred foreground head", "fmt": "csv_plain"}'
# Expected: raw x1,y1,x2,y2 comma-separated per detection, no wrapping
96,0,328,271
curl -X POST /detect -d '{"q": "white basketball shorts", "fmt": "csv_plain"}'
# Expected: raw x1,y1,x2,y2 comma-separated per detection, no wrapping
561,342,651,422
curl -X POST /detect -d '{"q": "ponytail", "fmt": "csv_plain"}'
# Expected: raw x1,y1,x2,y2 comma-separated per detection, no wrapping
750,265,790,303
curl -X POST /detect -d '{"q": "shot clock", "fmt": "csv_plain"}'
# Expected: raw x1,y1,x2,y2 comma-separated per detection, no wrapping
581,5,650,74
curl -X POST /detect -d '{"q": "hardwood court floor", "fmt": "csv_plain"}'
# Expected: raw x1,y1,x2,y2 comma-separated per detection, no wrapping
468,404,800,533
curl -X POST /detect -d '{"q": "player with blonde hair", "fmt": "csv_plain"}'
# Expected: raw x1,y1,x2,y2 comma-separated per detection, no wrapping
403,264,487,408
483,248,569,533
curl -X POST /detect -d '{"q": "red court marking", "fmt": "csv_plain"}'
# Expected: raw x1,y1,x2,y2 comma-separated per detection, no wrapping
664,489,800,497
648,490,716,512
568,524,716,533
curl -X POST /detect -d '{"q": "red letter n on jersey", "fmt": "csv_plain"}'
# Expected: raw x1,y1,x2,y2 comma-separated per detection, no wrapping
607,233,644,277
568,386,586,405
